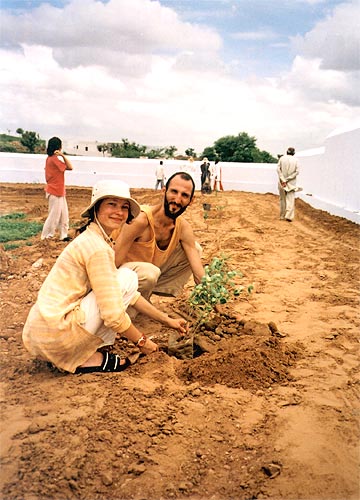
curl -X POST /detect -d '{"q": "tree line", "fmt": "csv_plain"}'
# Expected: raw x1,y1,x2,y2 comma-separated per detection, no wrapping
1,129,277,163
98,131,277,163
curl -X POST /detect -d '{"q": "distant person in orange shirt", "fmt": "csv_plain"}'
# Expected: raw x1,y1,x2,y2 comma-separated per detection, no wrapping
41,136,73,241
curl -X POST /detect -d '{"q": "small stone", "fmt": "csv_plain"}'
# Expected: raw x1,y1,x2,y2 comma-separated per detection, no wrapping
178,481,190,491
28,422,46,434
128,463,146,476
97,430,112,441
31,258,44,269
101,472,113,486
211,434,224,442
262,462,282,478
268,321,278,333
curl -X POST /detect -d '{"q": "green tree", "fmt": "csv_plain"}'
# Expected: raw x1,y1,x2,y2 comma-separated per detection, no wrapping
110,138,147,158
165,146,177,158
97,144,109,156
201,132,276,163
185,147,196,158
146,147,165,159
201,146,217,161
19,130,41,153
255,149,277,163
215,133,256,162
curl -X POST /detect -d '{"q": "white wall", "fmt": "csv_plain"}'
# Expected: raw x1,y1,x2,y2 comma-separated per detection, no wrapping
297,126,360,224
0,153,278,194
1,125,359,224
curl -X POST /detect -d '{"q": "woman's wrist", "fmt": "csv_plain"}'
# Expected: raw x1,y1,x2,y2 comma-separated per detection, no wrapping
134,334,147,347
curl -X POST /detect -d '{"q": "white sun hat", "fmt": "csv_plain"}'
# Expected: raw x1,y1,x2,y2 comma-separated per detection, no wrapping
81,180,141,219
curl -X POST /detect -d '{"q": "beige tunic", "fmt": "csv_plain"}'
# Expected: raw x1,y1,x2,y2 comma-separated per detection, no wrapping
277,154,299,192
23,223,140,373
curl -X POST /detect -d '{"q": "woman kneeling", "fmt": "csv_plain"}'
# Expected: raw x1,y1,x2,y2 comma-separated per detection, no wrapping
23,180,187,374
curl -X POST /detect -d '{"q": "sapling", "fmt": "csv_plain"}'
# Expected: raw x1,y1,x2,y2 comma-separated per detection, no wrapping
169,256,252,359
188,255,252,328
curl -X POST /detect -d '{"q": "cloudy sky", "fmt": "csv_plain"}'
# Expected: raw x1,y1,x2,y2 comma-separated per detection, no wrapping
0,0,359,156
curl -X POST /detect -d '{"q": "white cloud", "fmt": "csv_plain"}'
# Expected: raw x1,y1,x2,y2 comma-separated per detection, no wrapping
0,0,222,76
292,0,360,71
285,56,359,106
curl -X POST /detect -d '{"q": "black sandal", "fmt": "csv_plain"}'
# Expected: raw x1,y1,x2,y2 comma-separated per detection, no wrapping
75,352,131,374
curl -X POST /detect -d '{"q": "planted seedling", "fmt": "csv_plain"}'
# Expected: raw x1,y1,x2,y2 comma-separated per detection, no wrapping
188,255,252,328
169,255,252,359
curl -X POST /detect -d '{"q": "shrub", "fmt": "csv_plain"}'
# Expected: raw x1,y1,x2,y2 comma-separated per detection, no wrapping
0,213,42,243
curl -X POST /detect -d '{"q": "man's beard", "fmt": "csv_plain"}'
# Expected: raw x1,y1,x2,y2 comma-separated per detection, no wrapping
164,197,188,220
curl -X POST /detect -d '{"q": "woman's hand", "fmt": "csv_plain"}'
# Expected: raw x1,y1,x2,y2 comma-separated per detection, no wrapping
54,150,65,158
167,317,188,336
139,337,159,355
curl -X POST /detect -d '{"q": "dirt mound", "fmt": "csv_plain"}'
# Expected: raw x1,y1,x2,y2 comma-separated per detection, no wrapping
179,335,301,391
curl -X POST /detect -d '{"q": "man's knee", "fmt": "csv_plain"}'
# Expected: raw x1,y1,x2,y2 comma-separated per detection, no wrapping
141,264,161,289
122,262,161,290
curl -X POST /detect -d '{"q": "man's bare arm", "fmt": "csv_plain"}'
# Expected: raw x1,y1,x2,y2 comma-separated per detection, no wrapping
113,214,149,268
180,220,205,284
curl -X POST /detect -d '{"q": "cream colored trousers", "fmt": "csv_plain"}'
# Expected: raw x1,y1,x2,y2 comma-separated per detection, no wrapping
123,242,202,300
41,193,69,240
79,267,139,346
278,185,295,221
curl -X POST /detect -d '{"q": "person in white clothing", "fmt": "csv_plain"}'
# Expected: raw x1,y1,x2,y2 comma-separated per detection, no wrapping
209,162,216,191
214,160,224,191
155,161,165,190
277,147,300,222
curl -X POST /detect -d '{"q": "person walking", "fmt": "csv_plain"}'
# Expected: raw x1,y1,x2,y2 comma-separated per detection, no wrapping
41,137,73,241
277,147,300,222
23,180,187,374
155,160,165,190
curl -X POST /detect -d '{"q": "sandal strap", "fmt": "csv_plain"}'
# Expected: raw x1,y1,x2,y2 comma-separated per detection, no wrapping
102,352,119,371
75,352,131,374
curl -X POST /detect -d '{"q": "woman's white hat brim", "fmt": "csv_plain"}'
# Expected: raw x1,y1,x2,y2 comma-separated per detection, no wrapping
81,180,141,219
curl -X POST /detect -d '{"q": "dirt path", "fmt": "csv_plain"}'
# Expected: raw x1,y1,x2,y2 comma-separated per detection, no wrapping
0,183,359,500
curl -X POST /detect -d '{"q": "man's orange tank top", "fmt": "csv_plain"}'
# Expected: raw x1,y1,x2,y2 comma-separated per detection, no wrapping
125,205,182,268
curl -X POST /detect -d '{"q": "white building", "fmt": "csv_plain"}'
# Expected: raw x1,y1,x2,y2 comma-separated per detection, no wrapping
62,139,110,157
